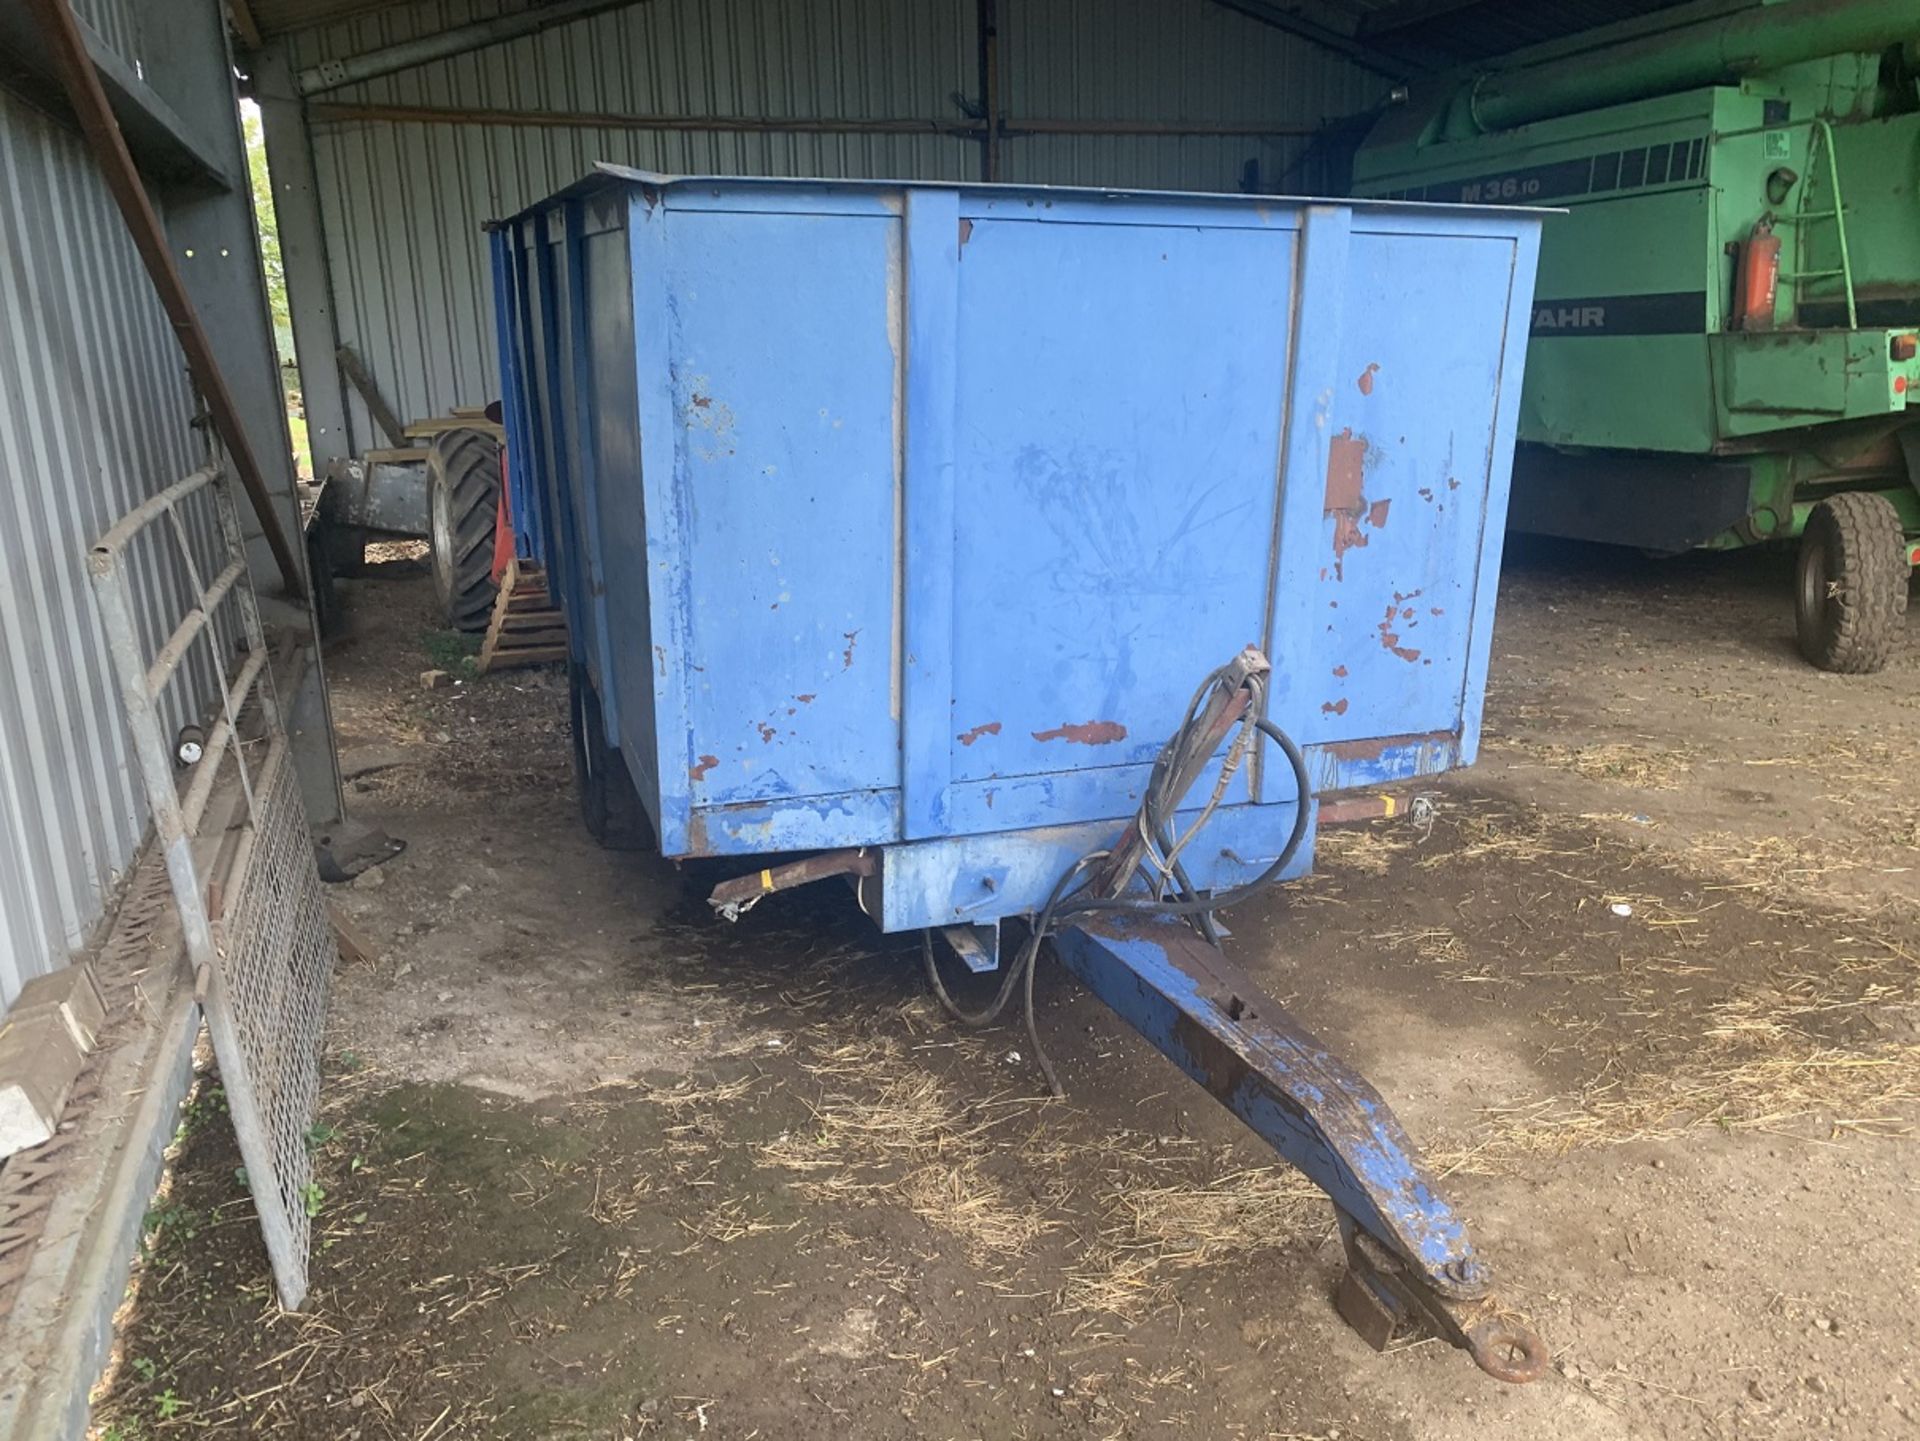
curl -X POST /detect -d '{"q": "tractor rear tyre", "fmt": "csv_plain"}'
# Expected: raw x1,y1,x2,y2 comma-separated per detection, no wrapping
569,663,653,851
1795,491,1909,674
427,427,501,632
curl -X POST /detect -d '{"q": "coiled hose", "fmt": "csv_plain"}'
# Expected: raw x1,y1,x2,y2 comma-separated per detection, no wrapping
924,678,1313,1097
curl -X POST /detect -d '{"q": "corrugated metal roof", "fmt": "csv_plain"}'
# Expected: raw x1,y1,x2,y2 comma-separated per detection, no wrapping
0,86,226,1013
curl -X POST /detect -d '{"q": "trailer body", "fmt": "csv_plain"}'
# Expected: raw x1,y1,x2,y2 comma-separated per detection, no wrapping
492,170,1541,936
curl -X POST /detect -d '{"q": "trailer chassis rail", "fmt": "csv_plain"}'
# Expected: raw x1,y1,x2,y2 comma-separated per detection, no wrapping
1052,912,1547,1382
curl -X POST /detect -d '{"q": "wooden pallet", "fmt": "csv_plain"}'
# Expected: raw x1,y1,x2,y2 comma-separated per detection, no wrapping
477,559,569,674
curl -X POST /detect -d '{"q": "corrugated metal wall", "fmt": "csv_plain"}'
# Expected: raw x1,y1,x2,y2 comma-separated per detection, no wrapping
287,0,1382,441
70,0,144,70
0,85,227,1012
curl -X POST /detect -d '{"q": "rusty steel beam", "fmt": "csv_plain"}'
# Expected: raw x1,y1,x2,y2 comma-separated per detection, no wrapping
1004,117,1323,136
310,101,1327,141
24,0,306,600
310,101,983,137
707,849,877,921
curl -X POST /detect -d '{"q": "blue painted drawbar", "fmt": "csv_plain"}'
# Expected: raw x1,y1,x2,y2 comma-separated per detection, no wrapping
493,167,1543,933
494,169,1548,1376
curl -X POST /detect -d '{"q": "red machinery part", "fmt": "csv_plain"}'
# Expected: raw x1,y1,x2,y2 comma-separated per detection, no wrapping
1733,217,1781,333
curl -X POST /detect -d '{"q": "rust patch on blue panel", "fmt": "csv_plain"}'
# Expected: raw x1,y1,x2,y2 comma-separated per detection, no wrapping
1357,362,1381,395
1325,428,1366,513
842,631,860,669
795,693,816,704
959,217,974,248
1367,498,1391,529
690,754,719,781
1327,729,1455,763
958,721,1003,746
1321,698,1349,716
757,722,777,744
1325,429,1373,580
1377,592,1424,664
1033,721,1128,745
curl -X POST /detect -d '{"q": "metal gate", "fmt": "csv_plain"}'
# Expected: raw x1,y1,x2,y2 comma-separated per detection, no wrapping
86,457,335,1310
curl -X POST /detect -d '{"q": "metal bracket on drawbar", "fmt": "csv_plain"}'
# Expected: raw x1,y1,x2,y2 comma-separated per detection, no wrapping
1051,911,1546,1381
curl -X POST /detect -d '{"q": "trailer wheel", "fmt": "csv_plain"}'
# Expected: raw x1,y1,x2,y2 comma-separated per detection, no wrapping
427,428,501,632
1795,491,1909,674
569,663,653,851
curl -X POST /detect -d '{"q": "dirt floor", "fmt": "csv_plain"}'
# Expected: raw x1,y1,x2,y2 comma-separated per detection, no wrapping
92,540,1920,1441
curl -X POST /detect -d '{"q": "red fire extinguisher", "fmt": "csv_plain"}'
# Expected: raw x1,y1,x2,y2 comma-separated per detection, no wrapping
1733,216,1781,332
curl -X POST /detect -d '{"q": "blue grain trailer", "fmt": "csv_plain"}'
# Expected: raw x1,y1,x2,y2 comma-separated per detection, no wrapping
493,168,1546,1379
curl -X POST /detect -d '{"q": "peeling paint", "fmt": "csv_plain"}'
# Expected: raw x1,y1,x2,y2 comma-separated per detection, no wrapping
841,631,860,669
1324,427,1366,514
1032,720,1127,745
690,755,719,781
1332,513,1368,577
1367,498,1391,529
957,721,1003,746
958,216,974,247
1357,362,1380,395
795,693,816,704
757,722,777,744
1321,698,1349,715
1332,665,1348,678
1325,428,1372,581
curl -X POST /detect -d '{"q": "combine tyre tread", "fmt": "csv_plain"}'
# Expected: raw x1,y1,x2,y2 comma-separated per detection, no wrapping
1795,491,1909,675
428,428,501,632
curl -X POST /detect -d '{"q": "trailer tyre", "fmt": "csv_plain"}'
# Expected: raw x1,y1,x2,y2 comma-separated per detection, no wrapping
427,428,501,632
570,664,653,851
1795,491,1909,674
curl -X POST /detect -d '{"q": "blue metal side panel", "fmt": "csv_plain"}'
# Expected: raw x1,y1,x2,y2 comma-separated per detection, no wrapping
488,229,542,565
1265,206,1352,783
628,193,695,853
496,174,1544,883
899,188,961,842
1304,227,1519,746
1455,216,1540,770
944,216,1296,825
663,207,902,812
532,210,597,675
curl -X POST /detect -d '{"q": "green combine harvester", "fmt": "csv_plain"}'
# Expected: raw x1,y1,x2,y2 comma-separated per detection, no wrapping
1352,0,1920,672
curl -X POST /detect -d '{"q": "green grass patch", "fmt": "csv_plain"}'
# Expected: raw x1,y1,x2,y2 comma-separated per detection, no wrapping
420,629,482,682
